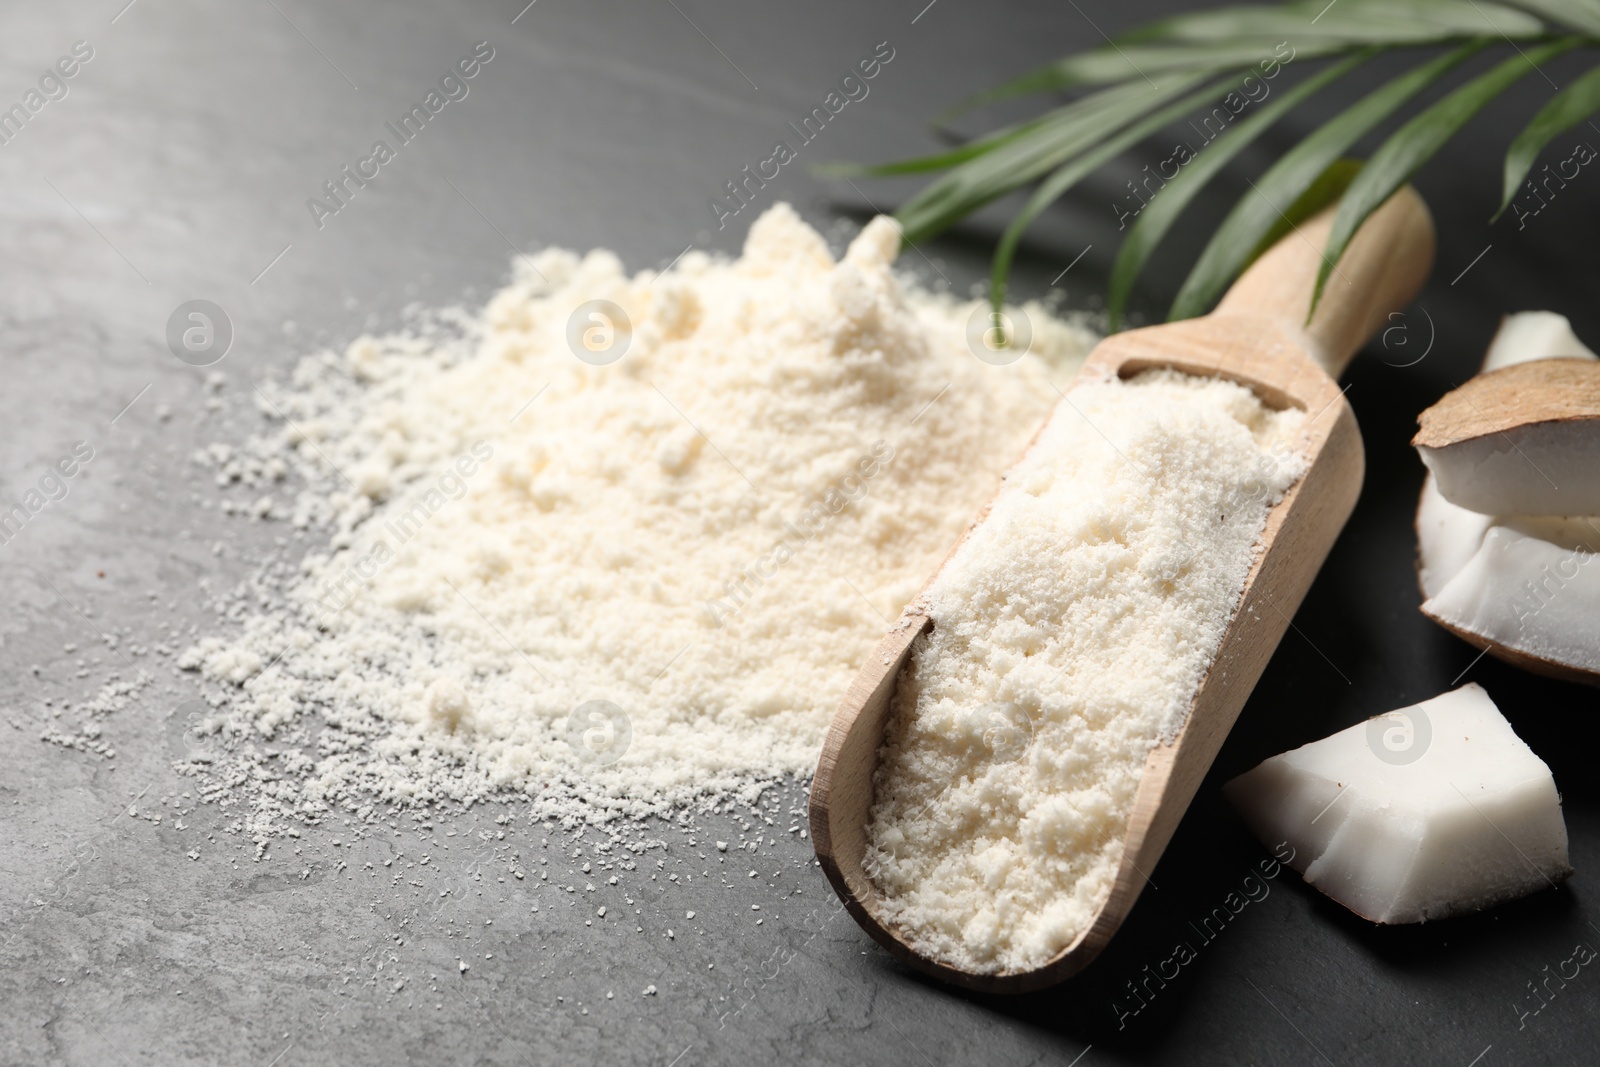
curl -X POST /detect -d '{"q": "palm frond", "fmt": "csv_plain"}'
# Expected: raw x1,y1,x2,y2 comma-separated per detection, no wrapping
987,74,1246,315
1169,43,1482,320
825,0,1600,330
1313,37,1580,312
1107,50,1373,329
815,114,1062,180
897,76,1216,243
1496,63,1600,217
942,0,1544,117
1504,0,1600,37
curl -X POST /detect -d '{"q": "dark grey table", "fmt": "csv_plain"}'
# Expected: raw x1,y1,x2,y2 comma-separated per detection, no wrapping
2,1,1596,1064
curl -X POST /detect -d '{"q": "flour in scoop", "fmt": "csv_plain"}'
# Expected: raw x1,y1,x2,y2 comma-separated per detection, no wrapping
862,369,1307,974
176,204,1097,846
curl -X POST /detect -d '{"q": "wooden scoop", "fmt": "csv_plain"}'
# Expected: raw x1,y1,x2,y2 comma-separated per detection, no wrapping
809,188,1436,994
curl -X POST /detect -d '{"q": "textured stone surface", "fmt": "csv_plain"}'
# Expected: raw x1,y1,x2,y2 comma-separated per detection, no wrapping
2,1,1596,1064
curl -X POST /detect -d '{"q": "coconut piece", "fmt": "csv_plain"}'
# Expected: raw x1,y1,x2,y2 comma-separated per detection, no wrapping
1413,312,1600,681
1415,358,1600,516
1481,309,1597,373
1415,311,1594,598
1224,684,1571,924
1423,517,1600,684
1415,476,1493,600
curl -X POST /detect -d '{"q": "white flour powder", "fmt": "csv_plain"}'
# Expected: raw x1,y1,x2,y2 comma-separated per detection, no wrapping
862,370,1306,974
179,204,1097,845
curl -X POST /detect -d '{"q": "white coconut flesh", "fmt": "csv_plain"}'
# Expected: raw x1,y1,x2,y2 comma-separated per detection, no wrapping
1415,311,1600,679
1423,517,1600,672
1224,684,1571,924
1419,420,1600,518
1481,309,1597,372
1416,475,1493,601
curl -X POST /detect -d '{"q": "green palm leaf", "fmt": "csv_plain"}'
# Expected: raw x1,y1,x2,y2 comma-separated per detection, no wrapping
1169,44,1481,321
1122,0,1543,43
1496,62,1600,217
817,115,1060,179
944,0,1546,116
897,74,1214,243
1313,37,1581,313
1504,0,1600,36
829,0,1600,332
944,42,1336,115
1106,50,1372,329
987,72,1245,312
1235,157,1367,261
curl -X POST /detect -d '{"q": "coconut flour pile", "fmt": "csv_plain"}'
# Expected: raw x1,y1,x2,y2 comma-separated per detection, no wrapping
178,204,1096,845
862,369,1307,974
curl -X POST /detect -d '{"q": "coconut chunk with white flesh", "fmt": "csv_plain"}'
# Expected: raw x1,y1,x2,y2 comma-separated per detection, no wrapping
1481,309,1597,372
1424,517,1600,680
1416,476,1494,600
1420,311,1596,599
1416,358,1600,517
1415,311,1600,681
1224,684,1570,924
1416,310,1596,520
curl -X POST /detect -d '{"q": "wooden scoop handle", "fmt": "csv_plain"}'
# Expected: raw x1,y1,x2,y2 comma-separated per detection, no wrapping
1213,187,1435,380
